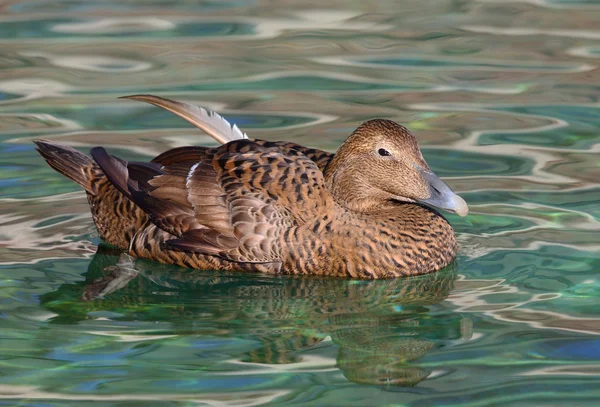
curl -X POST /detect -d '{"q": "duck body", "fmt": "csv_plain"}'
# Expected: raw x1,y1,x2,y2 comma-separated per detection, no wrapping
36,95,465,279
127,194,456,279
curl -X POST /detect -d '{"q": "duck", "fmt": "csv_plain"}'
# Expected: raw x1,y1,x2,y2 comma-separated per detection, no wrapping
35,94,468,279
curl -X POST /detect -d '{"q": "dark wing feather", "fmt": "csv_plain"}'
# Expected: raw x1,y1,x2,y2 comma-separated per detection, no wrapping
127,162,162,189
91,140,333,265
184,160,234,236
90,147,131,195
146,147,213,208
91,147,205,237
151,146,208,166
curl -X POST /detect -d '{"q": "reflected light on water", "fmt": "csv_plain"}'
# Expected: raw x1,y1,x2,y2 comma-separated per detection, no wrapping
1,0,600,405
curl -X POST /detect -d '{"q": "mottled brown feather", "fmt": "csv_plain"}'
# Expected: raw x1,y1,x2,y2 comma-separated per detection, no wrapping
162,140,331,267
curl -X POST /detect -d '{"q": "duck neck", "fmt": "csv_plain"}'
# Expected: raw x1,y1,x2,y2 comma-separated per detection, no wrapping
324,154,393,213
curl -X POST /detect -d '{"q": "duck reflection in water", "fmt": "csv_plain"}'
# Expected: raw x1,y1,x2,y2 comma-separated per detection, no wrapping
41,245,470,387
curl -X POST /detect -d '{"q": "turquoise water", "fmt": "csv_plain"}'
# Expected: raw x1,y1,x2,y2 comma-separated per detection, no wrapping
1,0,600,405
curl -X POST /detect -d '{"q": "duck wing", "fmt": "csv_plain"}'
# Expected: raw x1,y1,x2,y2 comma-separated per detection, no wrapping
92,140,332,265
166,139,333,263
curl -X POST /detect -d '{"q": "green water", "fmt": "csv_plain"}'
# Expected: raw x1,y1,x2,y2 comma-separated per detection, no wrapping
1,0,600,405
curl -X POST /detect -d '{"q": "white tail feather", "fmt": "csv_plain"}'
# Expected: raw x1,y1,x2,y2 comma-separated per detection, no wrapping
120,94,248,144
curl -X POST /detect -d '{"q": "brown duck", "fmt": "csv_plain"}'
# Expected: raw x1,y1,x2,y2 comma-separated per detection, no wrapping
35,95,468,279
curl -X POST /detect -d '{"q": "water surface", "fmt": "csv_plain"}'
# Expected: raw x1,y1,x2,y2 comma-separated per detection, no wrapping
1,0,600,406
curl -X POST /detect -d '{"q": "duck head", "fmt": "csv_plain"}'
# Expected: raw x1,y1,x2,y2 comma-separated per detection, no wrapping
324,119,468,216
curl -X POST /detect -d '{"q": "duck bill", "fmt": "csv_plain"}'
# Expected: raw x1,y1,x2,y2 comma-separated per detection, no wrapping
417,169,468,217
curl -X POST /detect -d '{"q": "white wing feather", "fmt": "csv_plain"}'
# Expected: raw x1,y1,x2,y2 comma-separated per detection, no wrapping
121,94,248,144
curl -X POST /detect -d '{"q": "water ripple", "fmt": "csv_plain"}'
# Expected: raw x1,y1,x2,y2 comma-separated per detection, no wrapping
462,24,600,40
1,0,600,404
315,54,596,73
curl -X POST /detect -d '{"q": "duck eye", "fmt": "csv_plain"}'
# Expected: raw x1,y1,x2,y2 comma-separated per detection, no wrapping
378,148,392,157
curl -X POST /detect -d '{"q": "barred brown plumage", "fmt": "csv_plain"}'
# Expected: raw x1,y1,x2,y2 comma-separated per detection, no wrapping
34,94,467,279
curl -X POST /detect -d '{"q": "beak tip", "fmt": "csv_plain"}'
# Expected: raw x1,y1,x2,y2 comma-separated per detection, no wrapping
452,195,469,217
